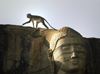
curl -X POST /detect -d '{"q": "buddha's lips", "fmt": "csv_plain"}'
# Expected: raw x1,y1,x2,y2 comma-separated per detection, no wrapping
59,58,79,64
70,59,79,64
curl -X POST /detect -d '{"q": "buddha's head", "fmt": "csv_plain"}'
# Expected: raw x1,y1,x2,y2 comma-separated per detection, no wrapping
48,27,92,74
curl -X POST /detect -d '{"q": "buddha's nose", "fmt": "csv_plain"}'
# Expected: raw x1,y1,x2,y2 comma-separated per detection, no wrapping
71,52,78,58
69,46,78,58
71,52,75,58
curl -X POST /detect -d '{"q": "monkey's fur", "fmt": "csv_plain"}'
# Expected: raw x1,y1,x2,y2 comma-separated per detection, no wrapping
22,13,56,30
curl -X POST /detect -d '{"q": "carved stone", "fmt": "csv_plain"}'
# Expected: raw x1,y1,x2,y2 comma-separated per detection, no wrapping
0,25,100,74
49,27,91,74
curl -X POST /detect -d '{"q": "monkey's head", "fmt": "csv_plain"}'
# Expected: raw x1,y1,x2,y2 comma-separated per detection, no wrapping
27,13,31,18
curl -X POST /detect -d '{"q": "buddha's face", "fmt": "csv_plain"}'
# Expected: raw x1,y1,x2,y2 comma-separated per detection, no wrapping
53,37,87,73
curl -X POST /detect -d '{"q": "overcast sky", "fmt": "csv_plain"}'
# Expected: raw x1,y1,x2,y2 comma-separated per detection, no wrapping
0,0,100,38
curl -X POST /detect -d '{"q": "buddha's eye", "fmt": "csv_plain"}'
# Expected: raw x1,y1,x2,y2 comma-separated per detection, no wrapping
62,45,70,50
77,51,86,58
75,45,86,52
75,45,83,49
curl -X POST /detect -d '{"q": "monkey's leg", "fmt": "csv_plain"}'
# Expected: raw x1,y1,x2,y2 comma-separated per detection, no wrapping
32,21,34,27
36,22,39,28
42,21,49,29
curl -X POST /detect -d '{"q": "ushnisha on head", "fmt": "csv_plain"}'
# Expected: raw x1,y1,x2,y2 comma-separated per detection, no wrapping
48,27,93,74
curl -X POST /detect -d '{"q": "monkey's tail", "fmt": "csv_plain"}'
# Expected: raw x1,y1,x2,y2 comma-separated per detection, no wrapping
44,19,57,30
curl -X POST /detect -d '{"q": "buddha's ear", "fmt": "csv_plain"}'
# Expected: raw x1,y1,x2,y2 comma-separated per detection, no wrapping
48,49,53,60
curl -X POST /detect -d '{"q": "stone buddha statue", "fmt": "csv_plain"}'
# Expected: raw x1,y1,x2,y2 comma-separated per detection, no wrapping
48,27,93,74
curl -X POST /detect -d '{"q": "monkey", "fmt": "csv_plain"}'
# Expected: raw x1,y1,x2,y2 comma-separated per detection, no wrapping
22,13,57,30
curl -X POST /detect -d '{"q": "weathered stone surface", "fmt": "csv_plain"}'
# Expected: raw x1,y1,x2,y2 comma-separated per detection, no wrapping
0,25,100,74
88,38,100,74
0,25,57,74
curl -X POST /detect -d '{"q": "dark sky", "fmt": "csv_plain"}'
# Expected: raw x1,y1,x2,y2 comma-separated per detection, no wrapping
0,0,100,38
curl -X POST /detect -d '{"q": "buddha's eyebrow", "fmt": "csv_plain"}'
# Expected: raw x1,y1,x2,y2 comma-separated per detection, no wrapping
59,43,85,47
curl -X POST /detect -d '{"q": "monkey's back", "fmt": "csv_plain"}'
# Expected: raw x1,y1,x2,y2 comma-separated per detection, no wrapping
31,15,44,21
